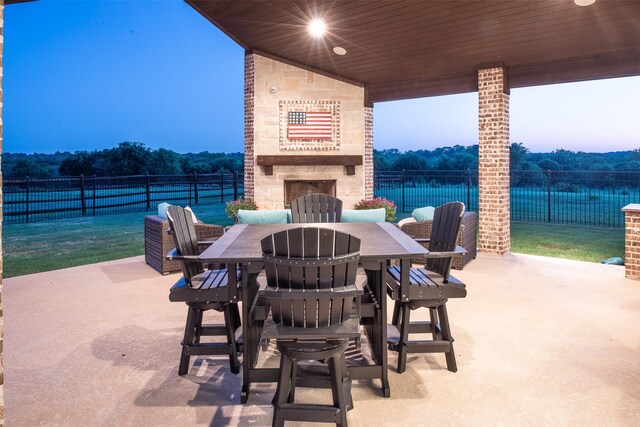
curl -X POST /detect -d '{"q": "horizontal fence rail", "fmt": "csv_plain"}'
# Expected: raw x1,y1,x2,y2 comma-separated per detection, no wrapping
3,172,243,224
4,169,639,227
374,169,640,228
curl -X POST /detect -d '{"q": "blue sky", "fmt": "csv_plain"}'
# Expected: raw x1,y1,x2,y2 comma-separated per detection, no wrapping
5,0,640,154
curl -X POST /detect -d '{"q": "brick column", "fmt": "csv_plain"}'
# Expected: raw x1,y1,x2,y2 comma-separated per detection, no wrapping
364,105,374,200
243,52,255,200
477,66,510,254
622,204,640,280
0,2,4,423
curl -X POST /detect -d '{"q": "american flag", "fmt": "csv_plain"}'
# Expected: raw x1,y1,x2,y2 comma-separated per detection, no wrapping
287,111,332,140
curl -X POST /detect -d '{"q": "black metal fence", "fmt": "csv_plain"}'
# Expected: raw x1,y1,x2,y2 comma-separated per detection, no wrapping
3,172,243,224
4,169,639,227
375,169,640,228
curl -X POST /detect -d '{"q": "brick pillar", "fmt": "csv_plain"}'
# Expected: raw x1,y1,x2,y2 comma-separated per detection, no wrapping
0,2,4,423
243,52,255,200
477,66,510,255
622,204,640,280
364,105,374,200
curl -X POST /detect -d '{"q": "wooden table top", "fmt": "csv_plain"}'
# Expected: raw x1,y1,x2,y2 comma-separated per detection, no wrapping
198,222,428,263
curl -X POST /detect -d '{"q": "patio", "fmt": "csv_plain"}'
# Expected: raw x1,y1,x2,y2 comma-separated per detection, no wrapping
5,252,639,426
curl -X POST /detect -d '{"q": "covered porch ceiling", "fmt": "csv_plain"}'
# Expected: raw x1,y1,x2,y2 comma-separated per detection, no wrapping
187,0,640,103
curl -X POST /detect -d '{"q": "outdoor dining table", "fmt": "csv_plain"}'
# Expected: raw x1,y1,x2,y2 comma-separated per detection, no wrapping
197,221,428,403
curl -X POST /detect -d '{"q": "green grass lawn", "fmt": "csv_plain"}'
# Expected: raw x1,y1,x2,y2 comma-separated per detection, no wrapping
2,204,231,278
2,211,624,278
510,220,624,263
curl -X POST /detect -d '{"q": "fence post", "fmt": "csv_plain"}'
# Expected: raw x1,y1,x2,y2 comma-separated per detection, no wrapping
233,171,239,200
400,169,406,212
80,174,87,216
547,170,552,223
25,176,30,223
220,172,225,202
193,172,199,204
466,169,471,210
92,175,97,216
145,172,151,210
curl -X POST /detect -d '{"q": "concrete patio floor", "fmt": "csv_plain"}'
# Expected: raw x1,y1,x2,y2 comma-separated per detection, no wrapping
4,252,640,426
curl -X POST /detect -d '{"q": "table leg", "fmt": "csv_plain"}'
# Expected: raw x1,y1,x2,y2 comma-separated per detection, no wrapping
377,262,390,398
362,262,390,398
241,265,258,403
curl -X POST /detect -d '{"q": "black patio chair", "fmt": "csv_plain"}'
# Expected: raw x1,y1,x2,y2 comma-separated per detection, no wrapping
260,227,362,427
290,193,343,223
166,205,242,375
386,201,468,373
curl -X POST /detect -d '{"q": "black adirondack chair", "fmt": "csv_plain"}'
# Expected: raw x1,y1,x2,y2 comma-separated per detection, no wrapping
386,202,468,374
290,193,343,223
166,206,242,375
260,227,362,427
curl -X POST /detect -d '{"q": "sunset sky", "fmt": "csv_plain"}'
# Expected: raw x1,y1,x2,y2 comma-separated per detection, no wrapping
5,0,640,154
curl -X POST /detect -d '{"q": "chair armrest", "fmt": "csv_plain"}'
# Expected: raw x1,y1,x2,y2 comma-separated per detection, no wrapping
166,248,200,262
426,245,467,259
414,238,430,244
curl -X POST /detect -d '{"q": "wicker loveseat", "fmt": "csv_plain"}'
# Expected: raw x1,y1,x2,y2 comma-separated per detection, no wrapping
398,211,477,270
144,215,224,275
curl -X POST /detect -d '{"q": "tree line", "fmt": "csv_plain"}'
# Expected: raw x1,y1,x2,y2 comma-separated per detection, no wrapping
4,141,640,179
4,142,244,178
373,143,640,173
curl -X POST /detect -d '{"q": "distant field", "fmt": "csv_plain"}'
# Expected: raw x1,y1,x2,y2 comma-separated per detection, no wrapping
377,185,635,228
2,209,624,278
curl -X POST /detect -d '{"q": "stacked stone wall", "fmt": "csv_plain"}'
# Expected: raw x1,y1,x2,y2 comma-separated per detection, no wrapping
248,53,366,209
477,67,510,255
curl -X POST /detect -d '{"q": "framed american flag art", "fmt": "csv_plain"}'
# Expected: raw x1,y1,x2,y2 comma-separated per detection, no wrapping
279,101,341,150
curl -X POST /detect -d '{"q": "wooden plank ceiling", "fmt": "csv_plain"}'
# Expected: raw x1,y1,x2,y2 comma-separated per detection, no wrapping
187,0,640,103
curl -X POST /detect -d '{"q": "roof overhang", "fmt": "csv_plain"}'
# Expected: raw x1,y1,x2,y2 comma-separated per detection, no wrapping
186,0,640,103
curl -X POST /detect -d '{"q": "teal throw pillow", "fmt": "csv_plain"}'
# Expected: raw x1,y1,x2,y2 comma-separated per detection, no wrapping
341,208,386,223
157,202,172,219
237,209,288,224
412,206,435,221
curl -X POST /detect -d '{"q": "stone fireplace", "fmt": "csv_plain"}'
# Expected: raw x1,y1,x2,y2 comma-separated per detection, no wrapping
244,53,374,211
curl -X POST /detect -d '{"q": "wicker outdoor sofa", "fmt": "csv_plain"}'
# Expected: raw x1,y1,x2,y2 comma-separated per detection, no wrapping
144,215,224,275
397,211,477,270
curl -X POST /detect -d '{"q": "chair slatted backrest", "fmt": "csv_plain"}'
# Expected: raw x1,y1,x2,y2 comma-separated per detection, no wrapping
261,227,360,328
166,205,204,284
427,202,465,280
290,193,343,223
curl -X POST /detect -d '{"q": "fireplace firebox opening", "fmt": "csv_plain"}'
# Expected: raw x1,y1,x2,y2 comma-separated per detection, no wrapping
284,180,337,208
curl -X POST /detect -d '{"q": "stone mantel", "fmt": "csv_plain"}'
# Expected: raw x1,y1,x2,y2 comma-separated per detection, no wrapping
256,155,363,176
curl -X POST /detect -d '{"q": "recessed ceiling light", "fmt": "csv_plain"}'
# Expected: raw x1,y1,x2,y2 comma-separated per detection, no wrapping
574,0,596,6
333,47,347,56
308,19,326,38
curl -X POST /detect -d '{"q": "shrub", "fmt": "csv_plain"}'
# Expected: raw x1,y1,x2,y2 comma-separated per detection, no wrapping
556,182,579,193
225,198,258,218
354,197,397,222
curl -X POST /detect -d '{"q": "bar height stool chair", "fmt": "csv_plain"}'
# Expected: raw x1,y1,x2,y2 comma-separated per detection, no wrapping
166,205,242,375
387,202,468,374
260,227,362,427
290,193,343,223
